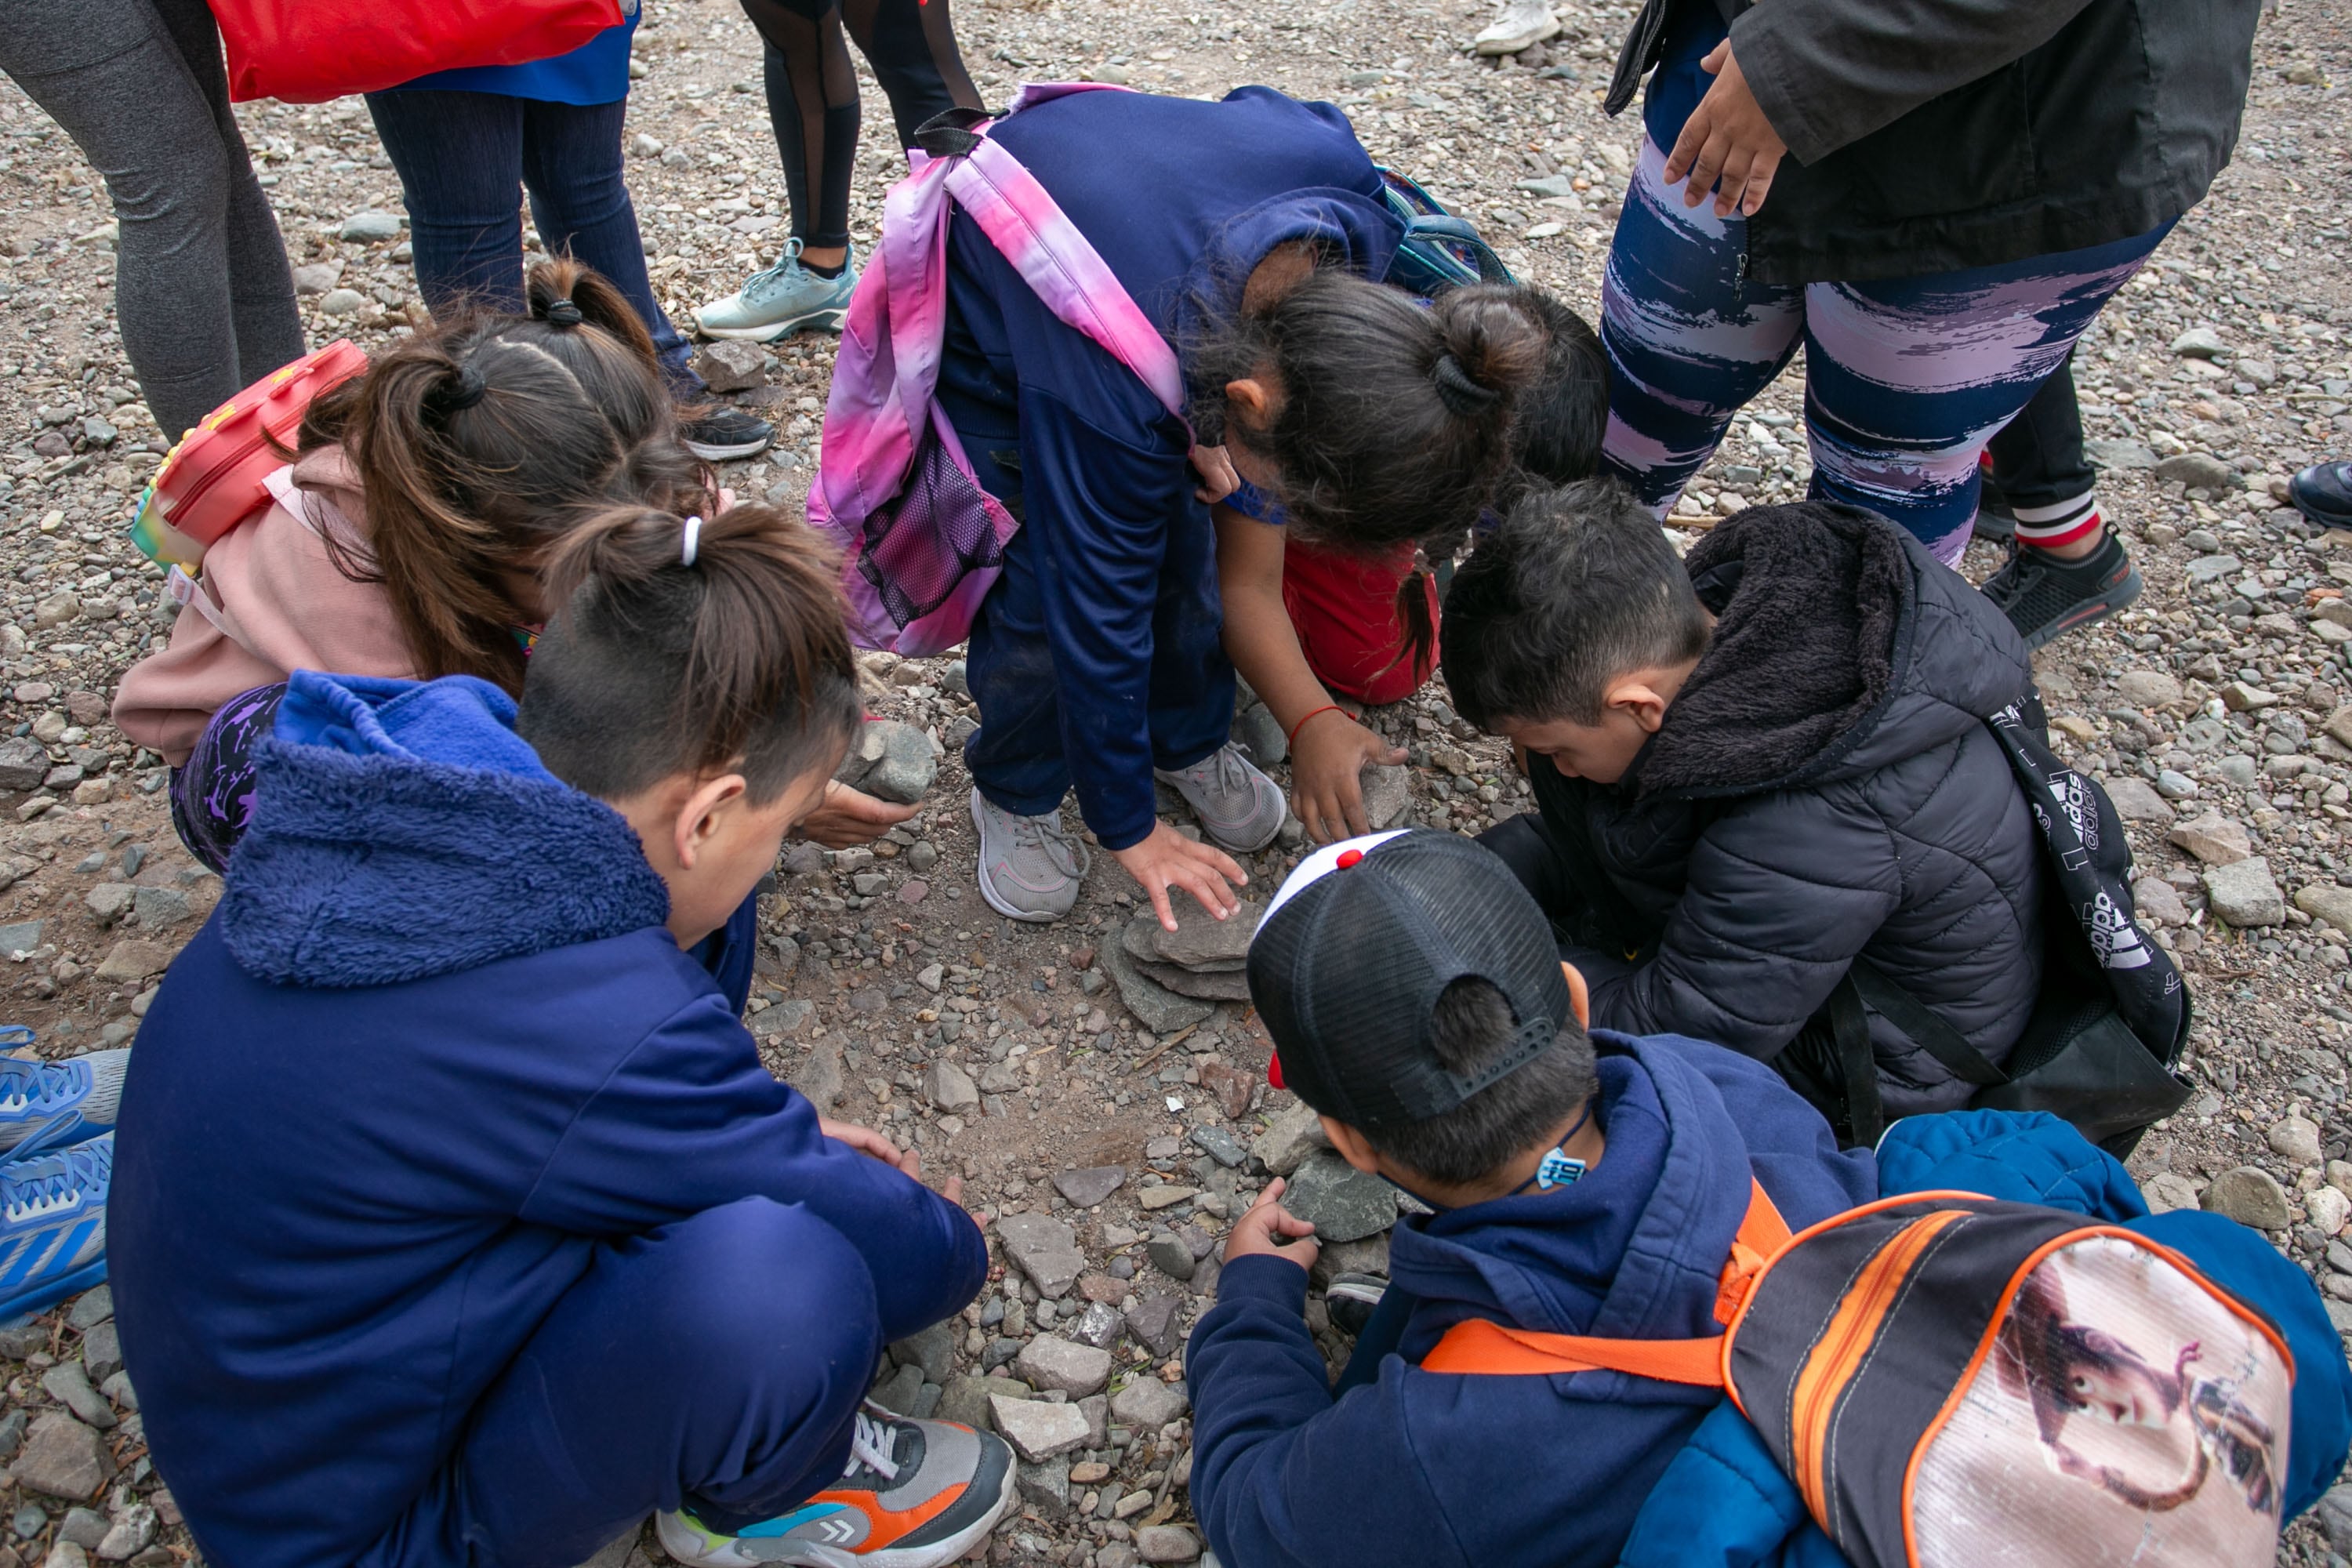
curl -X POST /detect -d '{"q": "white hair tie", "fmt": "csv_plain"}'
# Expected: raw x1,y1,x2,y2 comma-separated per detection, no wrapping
681,514,703,568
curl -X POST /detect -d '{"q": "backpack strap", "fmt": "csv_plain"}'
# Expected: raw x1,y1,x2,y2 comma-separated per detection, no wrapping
1845,956,2009,1089
1421,1179,1791,1385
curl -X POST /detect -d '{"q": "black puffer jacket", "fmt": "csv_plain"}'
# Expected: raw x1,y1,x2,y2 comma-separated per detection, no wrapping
1515,504,2043,1116
1605,0,2263,283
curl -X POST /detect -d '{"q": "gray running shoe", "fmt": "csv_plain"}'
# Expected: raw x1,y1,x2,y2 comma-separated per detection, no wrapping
1156,744,1285,853
696,239,858,343
970,788,1090,923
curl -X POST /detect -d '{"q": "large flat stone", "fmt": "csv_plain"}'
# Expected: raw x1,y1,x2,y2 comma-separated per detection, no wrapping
2202,1166,2292,1230
2168,811,2252,866
1251,1101,1329,1176
2103,775,2175,823
1053,1165,1127,1207
1110,1376,1189,1429
2113,670,2183,708
1281,1149,1399,1243
2204,856,2285,927
994,1213,1087,1299
8,1413,113,1501
989,1395,1091,1462
1101,938,1213,1035
2298,884,2352,935
1016,1334,1112,1398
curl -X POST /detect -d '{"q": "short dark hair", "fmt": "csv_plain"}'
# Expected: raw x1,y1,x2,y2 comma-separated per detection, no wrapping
1367,976,1599,1189
1441,477,1713,730
517,503,862,804
1508,289,1609,488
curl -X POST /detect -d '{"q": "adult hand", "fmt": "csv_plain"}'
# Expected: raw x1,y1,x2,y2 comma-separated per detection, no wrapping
1192,444,1242,505
797,779,919,848
1224,1177,1320,1272
1290,710,1407,844
1109,820,1247,933
818,1116,903,1166
1661,40,1788,218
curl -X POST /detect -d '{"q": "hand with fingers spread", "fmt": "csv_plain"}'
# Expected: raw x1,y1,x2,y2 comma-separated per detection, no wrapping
1662,40,1788,218
1290,710,1407,844
1224,1177,1320,1272
1110,820,1248,933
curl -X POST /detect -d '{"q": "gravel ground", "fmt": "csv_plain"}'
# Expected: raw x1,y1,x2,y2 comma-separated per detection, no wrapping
0,2,2350,1564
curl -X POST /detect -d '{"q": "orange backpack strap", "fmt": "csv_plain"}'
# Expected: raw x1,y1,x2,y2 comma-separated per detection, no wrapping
1421,1179,1791,1388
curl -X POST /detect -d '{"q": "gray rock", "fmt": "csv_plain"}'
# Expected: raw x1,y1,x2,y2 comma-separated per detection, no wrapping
8,1413,113,1500
923,1058,979,1112
1189,1125,1247,1167
1102,938,1214,1034
1110,1376,1189,1429
2203,856,2284,927
44,1544,89,1568
1518,173,1577,198
935,1374,998,1432
78,418,114,448
1136,1524,1202,1563
1361,763,1413,831
2157,452,2238,493
2298,884,2352,935
1282,1149,1399,1243
1146,900,1260,971
2142,1171,2201,1215
93,1501,154,1563
132,885,191,927
82,884,132,925
290,261,342,295
2318,1483,2352,1553
869,1362,928,1416
75,1322,118,1385
1146,1236,1196,1282
2084,438,2159,471
0,736,47,792
1070,1301,1124,1350
58,1508,107,1549
1017,1456,1072,1517
989,1395,1090,1462
38,1366,114,1432
2202,1166,2293,1230
2267,1116,2324,1168
339,210,403,242
2169,811,2252,866
863,721,938,804
2114,670,2183,707
1053,1165,1127,1207
995,1213,1087,1298
1234,703,1287,768
1124,1294,1181,1356
2153,770,2198,801
784,1034,841,1109
0,921,42,959
2131,877,2189,927
1018,1334,1112,1397
694,339,766,393
2170,326,2227,359
890,1321,957,1384
1133,956,1251,1002
2184,552,2245,585
1252,1101,1330,1176
2103,776,2174,822
318,287,369,318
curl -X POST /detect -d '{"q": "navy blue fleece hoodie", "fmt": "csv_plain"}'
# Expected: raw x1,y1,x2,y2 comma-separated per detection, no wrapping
937,86,1403,848
1185,1033,1878,1567
109,673,985,1568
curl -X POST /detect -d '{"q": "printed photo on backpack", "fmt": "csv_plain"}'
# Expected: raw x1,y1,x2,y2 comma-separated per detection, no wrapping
1911,1232,2291,1566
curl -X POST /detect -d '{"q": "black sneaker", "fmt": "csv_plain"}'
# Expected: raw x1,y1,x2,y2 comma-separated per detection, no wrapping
1980,529,2143,652
1972,466,2018,545
680,405,775,463
2290,460,2352,530
1323,1272,1388,1338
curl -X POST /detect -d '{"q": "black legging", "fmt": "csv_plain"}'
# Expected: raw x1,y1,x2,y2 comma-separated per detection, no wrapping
739,0,982,253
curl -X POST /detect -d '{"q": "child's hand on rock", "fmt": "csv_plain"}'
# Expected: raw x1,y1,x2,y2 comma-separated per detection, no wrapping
1225,1177,1320,1273
1112,820,1247,932
796,780,919,847
1291,711,1406,843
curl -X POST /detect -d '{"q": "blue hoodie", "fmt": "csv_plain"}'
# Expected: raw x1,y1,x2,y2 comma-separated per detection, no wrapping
937,87,1404,850
1617,1110,2352,1568
1185,1033,1879,1567
109,673,986,1568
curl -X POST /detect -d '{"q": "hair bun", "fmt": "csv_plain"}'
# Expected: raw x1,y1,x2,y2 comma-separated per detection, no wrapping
1432,354,1501,417
427,363,490,416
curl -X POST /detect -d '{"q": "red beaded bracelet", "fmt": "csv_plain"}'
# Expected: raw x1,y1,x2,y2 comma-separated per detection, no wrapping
1287,703,1345,749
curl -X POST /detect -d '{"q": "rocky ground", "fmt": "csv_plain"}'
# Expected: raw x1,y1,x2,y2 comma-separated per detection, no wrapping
2,0,2350,1564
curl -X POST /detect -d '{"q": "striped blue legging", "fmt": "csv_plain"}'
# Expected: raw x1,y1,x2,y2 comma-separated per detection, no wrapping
1599,135,2169,564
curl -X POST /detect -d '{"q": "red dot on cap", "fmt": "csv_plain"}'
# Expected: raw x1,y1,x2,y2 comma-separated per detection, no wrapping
1336,848,1364,869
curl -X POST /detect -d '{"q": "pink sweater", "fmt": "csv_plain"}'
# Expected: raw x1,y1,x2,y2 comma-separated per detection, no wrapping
114,448,414,767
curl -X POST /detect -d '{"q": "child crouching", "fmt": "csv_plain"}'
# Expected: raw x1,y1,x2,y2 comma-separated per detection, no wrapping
110,506,1011,1568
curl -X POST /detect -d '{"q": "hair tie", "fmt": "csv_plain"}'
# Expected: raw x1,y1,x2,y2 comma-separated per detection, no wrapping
681,514,703,568
430,365,489,416
543,297,585,327
1432,354,1501,418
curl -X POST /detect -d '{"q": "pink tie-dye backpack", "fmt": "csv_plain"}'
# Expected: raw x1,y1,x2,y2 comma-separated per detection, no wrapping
808,83,1192,655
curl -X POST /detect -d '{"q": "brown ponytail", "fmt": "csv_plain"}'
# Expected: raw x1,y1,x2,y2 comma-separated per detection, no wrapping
305,257,706,695
516,503,862,804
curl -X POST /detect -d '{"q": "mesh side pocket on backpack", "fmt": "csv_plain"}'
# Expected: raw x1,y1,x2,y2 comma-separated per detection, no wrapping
857,437,1012,631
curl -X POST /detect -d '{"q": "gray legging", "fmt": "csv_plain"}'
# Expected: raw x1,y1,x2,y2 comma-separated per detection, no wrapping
0,0,303,440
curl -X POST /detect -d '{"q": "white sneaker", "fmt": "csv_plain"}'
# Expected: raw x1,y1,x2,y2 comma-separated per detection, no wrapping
1474,0,1561,54
970,788,1091,923
1156,744,1285,854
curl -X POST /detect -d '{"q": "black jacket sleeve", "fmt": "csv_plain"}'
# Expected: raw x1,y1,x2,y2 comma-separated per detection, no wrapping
1730,0,2100,164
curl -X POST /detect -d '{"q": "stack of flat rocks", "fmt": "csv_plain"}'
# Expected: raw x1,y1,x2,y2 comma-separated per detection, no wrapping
1120,899,1261,1001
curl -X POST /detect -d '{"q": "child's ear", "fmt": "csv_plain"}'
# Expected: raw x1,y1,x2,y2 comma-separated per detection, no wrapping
1225,377,1272,430
1559,960,1591,1030
1321,1116,1383,1178
671,772,749,870
1603,674,1672,735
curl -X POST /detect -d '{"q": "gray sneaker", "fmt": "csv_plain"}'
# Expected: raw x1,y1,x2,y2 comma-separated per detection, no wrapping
1156,744,1285,854
695,239,858,342
970,788,1091,924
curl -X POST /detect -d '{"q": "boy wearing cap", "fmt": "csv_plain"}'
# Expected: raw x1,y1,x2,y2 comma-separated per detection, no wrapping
1185,828,1878,1567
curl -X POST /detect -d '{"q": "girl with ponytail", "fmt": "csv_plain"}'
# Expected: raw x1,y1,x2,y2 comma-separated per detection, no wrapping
114,257,906,872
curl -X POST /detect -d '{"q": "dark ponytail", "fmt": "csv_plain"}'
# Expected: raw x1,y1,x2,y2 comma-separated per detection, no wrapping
1187,270,1546,550
516,503,862,804
301,258,707,693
